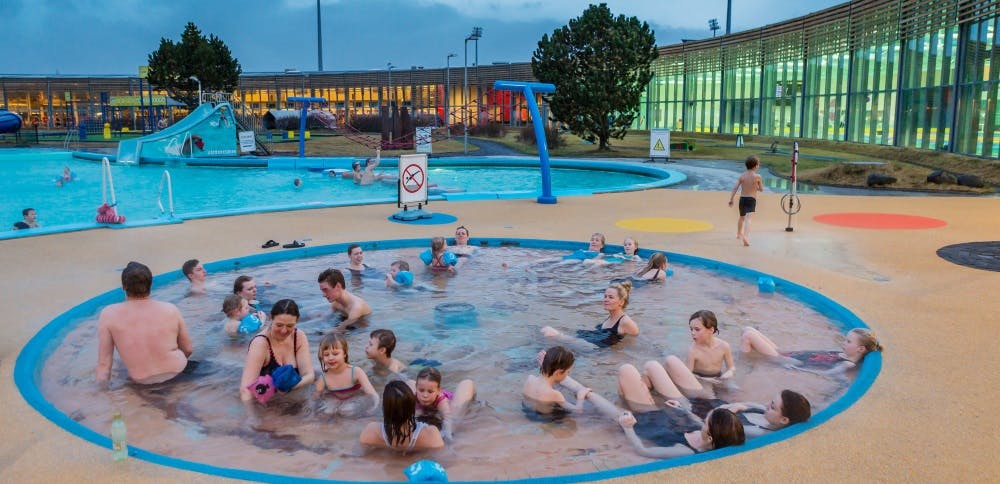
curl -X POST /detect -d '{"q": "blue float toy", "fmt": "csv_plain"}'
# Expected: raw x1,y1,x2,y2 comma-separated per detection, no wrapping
404,460,448,482
562,250,599,261
666,268,675,277
237,312,262,334
757,276,776,293
394,270,414,286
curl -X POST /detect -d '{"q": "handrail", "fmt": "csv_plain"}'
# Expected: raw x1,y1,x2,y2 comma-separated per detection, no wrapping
182,131,193,158
157,170,175,219
100,157,117,205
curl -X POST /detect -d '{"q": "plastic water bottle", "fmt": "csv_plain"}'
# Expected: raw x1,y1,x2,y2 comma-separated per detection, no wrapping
110,412,128,461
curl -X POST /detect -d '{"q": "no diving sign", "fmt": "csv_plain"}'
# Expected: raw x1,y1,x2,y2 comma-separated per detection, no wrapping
398,153,428,205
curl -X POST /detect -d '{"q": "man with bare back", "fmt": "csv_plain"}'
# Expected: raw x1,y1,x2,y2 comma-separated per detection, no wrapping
96,261,193,385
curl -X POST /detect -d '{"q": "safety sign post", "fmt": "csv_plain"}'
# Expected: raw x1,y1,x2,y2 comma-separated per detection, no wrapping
392,153,433,221
781,141,802,232
648,129,671,162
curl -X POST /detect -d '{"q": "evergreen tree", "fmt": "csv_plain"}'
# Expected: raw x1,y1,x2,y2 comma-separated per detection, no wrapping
532,4,657,150
147,22,242,108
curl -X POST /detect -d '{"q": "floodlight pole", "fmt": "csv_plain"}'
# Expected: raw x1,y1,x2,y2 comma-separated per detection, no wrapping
463,26,482,154
446,53,456,139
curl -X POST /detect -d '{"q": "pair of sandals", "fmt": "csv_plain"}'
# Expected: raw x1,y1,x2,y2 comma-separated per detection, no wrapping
261,239,306,249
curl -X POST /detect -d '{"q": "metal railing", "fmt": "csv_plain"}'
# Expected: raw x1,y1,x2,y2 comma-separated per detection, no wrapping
157,170,175,219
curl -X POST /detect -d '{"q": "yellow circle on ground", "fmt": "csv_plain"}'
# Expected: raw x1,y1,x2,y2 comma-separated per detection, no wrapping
616,217,714,233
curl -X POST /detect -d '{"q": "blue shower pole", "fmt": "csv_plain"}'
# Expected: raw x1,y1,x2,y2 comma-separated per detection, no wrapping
493,81,557,204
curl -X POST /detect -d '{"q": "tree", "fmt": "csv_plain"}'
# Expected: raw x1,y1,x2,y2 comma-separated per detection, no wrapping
532,4,657,150
147,22,242,108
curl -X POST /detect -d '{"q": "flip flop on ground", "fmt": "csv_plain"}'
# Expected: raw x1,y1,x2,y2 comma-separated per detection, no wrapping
261,239,279,249
283,240,306,249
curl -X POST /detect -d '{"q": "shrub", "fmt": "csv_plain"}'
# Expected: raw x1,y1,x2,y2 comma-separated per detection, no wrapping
469,122,505,138
347,114,381,133
516,124,563,149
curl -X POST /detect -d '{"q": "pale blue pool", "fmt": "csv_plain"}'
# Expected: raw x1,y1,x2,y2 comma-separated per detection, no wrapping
0,149,683,235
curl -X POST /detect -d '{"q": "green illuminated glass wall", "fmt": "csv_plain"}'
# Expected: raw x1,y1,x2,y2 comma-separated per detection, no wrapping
641,0,1000,159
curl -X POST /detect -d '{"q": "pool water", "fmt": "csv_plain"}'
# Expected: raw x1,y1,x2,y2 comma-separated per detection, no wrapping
0,150,668,229
36,243,858,481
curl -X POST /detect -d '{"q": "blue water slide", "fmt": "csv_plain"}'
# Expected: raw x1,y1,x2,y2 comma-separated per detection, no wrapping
0,110,23,134
116,102,238,164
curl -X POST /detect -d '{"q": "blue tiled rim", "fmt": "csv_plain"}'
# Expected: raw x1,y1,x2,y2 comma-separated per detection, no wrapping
15,238,880,483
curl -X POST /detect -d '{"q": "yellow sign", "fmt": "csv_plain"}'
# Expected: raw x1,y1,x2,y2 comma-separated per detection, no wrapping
649,129,670,157
138,65,149,79
109,95,169,107
653,139,665,151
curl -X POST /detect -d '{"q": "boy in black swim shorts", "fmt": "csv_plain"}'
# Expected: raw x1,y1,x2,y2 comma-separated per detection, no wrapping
728,155,764,246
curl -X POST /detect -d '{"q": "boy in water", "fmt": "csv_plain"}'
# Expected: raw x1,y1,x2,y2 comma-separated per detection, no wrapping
728,155,764,246
366,328,406,375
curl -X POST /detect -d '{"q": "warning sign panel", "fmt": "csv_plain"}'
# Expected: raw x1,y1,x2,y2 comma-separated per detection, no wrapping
398,153,428,205
650,129,670,158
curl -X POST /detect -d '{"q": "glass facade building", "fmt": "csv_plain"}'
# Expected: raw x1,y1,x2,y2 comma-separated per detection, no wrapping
642,0,1000,159
2,0,998,159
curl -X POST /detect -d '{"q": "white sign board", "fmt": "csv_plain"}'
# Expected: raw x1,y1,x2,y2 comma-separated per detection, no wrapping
650,129,670,158
398,153,429,205
415,127,433,154
238,131,256,153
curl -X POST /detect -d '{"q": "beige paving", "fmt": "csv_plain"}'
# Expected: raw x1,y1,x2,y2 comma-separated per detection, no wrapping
1,189,998,482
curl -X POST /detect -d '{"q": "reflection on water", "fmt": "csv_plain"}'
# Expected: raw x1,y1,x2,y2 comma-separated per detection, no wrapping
41,247,853,481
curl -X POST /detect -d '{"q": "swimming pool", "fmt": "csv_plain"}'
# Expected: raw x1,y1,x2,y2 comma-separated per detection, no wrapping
15,238,879,482
0,149,683,235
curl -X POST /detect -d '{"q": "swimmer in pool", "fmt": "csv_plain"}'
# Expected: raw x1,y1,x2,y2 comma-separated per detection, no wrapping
618,406,745,458
631,252,668,281
741,327,883,376
450,225,477,257
716,390,812,438
222,294,258,335
526,232,607,270
354,149,385,186
314,334,379,416
638,310,735,400
409,367,475,442
182,258,208,295
233,275,268,325
588,236,642,265
360,380,445,451
96,261,193,385
522,346,592,415
317,268,372,332
365,329,406,375
541,281,639,349
425,237,457,274
346,243,372,275
239,299,315,403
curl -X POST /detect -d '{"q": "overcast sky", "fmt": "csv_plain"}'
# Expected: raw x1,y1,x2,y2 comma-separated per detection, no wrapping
0,0,842,75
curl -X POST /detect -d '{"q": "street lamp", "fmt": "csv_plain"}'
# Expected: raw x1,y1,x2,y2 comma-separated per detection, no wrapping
189,76,202,106
463,26,482,154
446,53,456,138
387,63,395,142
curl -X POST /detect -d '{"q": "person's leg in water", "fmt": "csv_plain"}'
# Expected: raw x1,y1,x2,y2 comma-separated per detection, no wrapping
741,327,780,356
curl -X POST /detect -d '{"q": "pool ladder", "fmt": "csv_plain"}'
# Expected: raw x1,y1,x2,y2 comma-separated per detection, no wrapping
158,170,175,219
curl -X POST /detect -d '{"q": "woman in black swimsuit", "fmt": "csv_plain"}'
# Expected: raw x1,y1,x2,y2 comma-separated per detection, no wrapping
541,281,639,348
239,299,315,402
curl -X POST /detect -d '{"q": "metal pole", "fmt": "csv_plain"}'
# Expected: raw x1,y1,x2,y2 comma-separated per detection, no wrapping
388,63,394,143
463,39,469,154
446,53,456,139
474,38,479,126
316,0,323,71
726,0,732,35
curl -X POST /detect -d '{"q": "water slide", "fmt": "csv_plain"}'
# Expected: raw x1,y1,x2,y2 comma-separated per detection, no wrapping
116,102,238,163
0,110,22,133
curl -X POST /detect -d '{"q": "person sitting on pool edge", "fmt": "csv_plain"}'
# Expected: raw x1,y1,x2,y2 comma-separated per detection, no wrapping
96,261,194,385
182,258,208,295
318,268,372,332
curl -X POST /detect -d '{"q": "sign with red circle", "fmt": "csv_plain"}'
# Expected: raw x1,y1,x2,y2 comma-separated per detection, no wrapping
402,163,425,193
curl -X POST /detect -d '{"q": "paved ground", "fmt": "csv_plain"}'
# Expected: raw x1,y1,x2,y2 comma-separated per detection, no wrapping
1,188,998,482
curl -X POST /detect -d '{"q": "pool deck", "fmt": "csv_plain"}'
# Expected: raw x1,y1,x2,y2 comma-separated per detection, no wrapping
1,189,998,482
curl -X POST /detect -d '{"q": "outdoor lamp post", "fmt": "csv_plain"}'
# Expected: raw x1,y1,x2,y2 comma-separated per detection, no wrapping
446,53,456,138
463,26,482,154
189,76,202,106
387,63,395,141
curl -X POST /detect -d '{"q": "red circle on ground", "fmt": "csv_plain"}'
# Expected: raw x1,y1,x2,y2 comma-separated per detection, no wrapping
813,212,947,230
